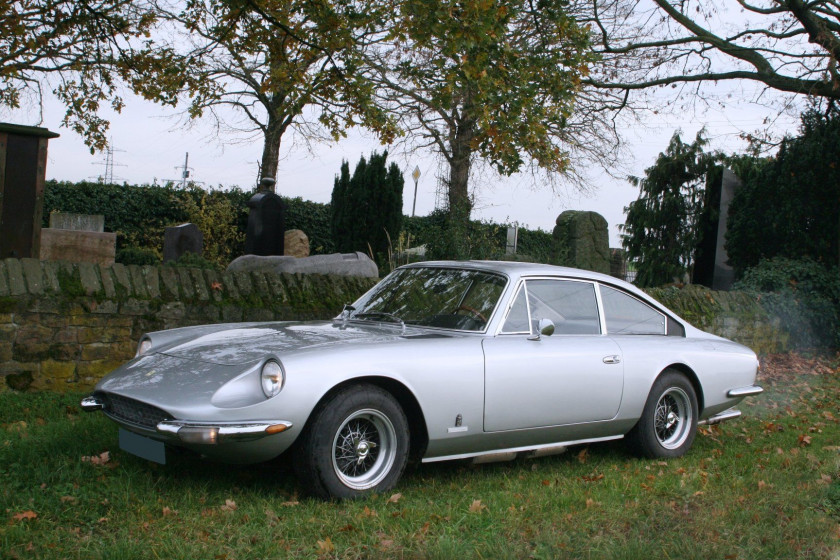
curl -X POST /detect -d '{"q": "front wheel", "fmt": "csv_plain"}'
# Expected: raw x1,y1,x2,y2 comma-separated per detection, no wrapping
294,384,410,500
627,370,698,458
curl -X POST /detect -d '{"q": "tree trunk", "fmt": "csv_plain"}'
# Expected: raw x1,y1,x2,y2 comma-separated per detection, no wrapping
445,115,475,259
259,108,286,191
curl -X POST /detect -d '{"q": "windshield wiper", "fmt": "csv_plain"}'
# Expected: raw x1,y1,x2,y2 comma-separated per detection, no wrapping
353,312,406,332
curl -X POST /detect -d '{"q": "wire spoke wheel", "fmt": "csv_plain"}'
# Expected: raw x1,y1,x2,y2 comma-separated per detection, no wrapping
653,387,692,449
331,408,397,490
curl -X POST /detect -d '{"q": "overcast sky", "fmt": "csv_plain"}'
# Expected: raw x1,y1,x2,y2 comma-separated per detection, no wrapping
6,82,800,248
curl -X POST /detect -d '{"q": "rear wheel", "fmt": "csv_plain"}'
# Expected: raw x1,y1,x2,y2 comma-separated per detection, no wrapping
294,384,409,500
627,370,698,458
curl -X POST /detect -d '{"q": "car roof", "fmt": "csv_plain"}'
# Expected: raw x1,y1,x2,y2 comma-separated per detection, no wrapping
401,260,623,285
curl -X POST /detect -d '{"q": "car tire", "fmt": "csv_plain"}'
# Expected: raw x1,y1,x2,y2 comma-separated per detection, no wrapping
294,384,410,500
626,370,698,459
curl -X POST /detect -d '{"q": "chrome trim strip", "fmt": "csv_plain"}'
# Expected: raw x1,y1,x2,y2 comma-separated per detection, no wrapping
699,408,741,425
422,434,623,463
155,420,293,442
80,396,104,411
727,386,764,398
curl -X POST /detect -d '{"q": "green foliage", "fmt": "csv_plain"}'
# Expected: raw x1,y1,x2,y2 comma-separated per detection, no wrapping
115,247,159,266
181,186,246,268
733,258,840,349
330,151,404,263
163,252,221,271
621,131,718,287
726,110,840,274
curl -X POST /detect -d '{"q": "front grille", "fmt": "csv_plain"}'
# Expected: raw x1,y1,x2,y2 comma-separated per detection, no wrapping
97,392,173,430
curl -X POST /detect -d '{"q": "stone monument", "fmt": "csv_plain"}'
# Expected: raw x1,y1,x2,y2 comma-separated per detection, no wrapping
40,212,117,265
245,177,286,256
552,210,610,274
284,229,310,258
0,123,59,259
163,223,204,262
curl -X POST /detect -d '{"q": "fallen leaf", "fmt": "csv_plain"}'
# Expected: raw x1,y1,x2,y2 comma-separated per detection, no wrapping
387,493,402,504
162,506,177,517
316,537,335,556
798,434,812,446
12,510,37,522
358,506,377,518
265,509,279,526
577,448,589,464
339,524,355,532
468,499,487,513
211,281,223,291
220,499,237,512
281,500,299,507
81,451,110,466
581,473,605,483
60,496,76,503
585,498,601,508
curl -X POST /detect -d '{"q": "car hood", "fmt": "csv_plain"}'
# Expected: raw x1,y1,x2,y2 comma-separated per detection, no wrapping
96,321,455,413
154,321,442,365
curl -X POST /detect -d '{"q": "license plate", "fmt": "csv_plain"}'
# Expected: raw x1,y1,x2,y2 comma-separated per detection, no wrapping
119,428,166,464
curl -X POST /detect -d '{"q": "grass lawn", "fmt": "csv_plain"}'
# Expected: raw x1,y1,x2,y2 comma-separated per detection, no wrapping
2,353,839,559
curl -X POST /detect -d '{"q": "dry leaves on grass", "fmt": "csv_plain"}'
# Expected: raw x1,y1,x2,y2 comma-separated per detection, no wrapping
316,537,335,556
387,493,402,504
468,499,487,513
81,451,110,466
220,499,237,512
12,510,37,522
759,353,839,383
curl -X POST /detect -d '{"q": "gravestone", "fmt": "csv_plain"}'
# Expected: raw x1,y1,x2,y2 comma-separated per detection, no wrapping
228,252,378,278
245,178,286,256
712,169,739,290
0,123,59,259
691,168,738,290
163,223,203,262
552,210,610,274
505,226,518,255
610,248,627,280
40,212,117,265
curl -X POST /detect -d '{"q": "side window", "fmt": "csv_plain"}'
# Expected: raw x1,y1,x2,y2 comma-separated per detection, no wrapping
501,285,530,333
525,279,601,335
600,285,666,335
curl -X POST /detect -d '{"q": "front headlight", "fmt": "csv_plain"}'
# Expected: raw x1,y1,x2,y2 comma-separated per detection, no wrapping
136,337,152,357
260,360,285,398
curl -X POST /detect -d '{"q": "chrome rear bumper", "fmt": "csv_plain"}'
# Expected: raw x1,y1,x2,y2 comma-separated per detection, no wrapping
698,408,742,426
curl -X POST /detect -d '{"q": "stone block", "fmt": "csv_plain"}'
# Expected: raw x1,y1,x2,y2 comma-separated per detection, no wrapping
0,260,9,296
284,230,310,258
42,261,61,292
157,302,186,320
204,270,224,302
89,299,119,314
81,343,116,361
233,271,253,296
78,262,102,295
228,252,379,278
110,263,133,297
120,298,151,316
128,265,149,299
5,259,26,296
20,258,45,294
243,308,274,322
190,268,210,301
251,272,270,299
54,327,78,344
49,213,105,232
0,342,11,362
77,359,125,381
221,305,243,323
142,265,161,299
98,265,117,298
159,266,181,299
177,268,195,299
39,228,116,265
5,369,35,391
265,273,289,303
13,342,50,362
29,298,61,314
220,273,240,300
41,359,77,381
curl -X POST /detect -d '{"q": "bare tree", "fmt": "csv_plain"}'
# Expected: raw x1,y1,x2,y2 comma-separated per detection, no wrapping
586,0,840,107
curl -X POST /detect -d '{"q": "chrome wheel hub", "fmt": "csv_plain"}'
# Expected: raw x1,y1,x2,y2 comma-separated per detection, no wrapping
332,409,397,490
654,387,693,450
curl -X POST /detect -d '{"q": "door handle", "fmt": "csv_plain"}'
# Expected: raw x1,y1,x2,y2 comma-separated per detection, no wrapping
602,355,621,364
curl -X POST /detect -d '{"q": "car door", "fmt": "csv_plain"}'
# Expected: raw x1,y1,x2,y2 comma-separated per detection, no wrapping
482,278,624,432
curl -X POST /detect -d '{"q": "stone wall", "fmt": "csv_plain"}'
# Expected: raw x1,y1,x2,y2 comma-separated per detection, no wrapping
0,258,376,392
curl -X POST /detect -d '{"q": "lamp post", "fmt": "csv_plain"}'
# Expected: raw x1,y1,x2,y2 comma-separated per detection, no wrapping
411,166,421,217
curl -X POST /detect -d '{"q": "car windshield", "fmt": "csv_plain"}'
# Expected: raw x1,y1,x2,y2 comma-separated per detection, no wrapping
349,267,508,332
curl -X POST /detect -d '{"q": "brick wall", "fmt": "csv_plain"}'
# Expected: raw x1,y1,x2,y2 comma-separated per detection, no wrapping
0,258,376,392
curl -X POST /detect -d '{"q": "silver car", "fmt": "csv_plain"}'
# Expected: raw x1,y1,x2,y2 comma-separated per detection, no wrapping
81,261,762,499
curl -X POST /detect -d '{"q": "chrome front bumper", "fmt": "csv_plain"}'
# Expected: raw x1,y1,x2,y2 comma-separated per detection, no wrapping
81,395,293,444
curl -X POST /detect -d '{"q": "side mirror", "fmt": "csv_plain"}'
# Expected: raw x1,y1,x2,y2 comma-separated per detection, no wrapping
528,318,555,341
